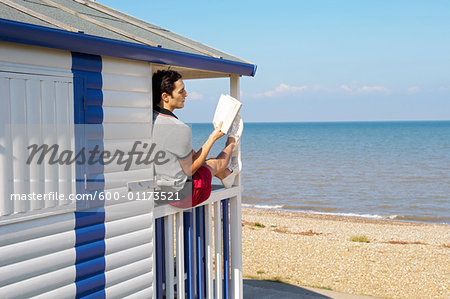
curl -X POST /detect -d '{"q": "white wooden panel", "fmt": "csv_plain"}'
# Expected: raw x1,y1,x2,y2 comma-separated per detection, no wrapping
0,265,76,298
104,197,153,221
105,213,153,239
105,243,153,272
102,186,130,206
30,283,76,299
122,286,153,299
101,123,151,140
105,228,153,255
102,73,150,92
99,155,154,174
104,258,152,288
26,78,46,211
103,194,154,296
104,272,153,298
0,76,13,216
0,231,75,267
0,70,75,221
0,247,76,287
56,82,74,207
10,78,30,213
102,57,151,77
102,90,150,108
164,215,175,299
0,212,74,246
89,138,152,155
0,42,71,70
214,201,223,299
89,168,151,191
41,80,59,209
102,107,151,123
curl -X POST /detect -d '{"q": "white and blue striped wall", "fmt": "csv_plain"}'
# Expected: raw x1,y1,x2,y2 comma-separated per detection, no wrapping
0,41,155,298
0,200,154,298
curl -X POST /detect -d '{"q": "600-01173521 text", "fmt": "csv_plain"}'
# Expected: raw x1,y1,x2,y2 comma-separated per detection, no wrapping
10,191,180,201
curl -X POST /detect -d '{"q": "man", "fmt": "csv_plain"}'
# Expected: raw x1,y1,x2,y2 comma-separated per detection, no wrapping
152,70,242,208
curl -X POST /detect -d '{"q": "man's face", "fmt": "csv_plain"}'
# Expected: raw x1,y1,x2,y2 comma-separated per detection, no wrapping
166,79,187,110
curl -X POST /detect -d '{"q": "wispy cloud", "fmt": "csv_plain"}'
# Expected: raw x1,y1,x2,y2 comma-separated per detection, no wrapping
439,86,450,91
253,83,308,98
340,85,390,93
244,83,395,100
340,85,352,92
188,91,204,100
406,86,420,94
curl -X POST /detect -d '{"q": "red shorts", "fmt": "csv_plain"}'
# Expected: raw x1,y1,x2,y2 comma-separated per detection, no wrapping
169,165,212,208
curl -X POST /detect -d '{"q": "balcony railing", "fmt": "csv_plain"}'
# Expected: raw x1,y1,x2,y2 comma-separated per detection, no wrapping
153,184,243,299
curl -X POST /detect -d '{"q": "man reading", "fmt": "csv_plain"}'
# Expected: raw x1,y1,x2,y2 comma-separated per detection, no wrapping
152,70,242,208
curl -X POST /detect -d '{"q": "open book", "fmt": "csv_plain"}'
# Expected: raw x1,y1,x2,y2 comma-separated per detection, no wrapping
213,94,242,134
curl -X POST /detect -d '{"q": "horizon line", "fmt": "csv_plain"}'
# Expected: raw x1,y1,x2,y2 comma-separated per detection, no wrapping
187,119,450,124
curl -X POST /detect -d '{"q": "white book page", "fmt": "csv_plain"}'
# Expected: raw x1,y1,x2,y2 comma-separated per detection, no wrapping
213,94,242,133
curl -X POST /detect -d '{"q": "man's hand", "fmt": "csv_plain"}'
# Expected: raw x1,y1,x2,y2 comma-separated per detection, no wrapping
182,122,225,176
210,121,225,141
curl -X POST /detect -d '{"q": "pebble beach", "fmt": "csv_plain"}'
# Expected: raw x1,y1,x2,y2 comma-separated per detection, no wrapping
241,208,450,299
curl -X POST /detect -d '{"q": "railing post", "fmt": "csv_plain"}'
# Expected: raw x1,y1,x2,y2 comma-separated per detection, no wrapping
230,74,243,299
164,215,175,299
230,194,243,299
176,212,185,299
183,209,195,299
195,206,206,299
222,199,230,299
214,201,223,299
205,204,214,298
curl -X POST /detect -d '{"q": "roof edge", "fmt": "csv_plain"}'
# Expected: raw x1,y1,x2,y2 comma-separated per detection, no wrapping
0,18,257,77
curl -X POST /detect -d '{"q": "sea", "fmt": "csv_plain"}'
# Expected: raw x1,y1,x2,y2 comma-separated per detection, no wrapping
190,121,450,224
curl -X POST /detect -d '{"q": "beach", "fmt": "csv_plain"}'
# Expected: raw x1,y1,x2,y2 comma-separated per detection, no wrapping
241,208,450,299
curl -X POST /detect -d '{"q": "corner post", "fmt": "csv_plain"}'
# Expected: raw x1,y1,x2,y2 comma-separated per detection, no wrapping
229,74,243,299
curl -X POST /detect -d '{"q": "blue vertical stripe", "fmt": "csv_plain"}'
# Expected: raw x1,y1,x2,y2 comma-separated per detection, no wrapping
75,240,106,264
155,217,165,299
86,106,104,124
76,257,106,281
183,209,195,299
72,52,106,298
195,206,206,299
75,273,106,298
75,211,105,228
72,52,104,208
75,223,105,246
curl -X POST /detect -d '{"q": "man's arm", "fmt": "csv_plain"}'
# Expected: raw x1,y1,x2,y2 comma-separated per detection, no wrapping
179,123,224,176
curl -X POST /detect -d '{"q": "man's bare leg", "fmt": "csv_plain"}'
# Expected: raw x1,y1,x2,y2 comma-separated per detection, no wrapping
204,137,236,179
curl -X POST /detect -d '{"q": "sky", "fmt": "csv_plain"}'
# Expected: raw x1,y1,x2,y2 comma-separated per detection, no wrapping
100,0,450,123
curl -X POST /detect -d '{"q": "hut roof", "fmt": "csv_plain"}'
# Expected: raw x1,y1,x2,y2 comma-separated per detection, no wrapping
0,0,256,77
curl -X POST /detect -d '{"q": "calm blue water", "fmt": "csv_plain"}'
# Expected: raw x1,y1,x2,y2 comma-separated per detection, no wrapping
191,121,450,224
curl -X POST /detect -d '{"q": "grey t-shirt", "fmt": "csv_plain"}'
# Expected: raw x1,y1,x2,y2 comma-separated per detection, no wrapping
152,108,192,191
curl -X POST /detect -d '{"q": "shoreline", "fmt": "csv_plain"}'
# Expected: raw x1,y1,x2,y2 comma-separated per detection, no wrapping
241,207,450,298
242,205,450,226
241,204,449,225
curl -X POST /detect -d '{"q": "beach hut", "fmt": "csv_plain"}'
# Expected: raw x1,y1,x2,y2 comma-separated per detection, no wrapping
0,0,256,298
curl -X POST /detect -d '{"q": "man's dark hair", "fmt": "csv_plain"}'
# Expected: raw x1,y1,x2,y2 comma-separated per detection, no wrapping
152,70,182,107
